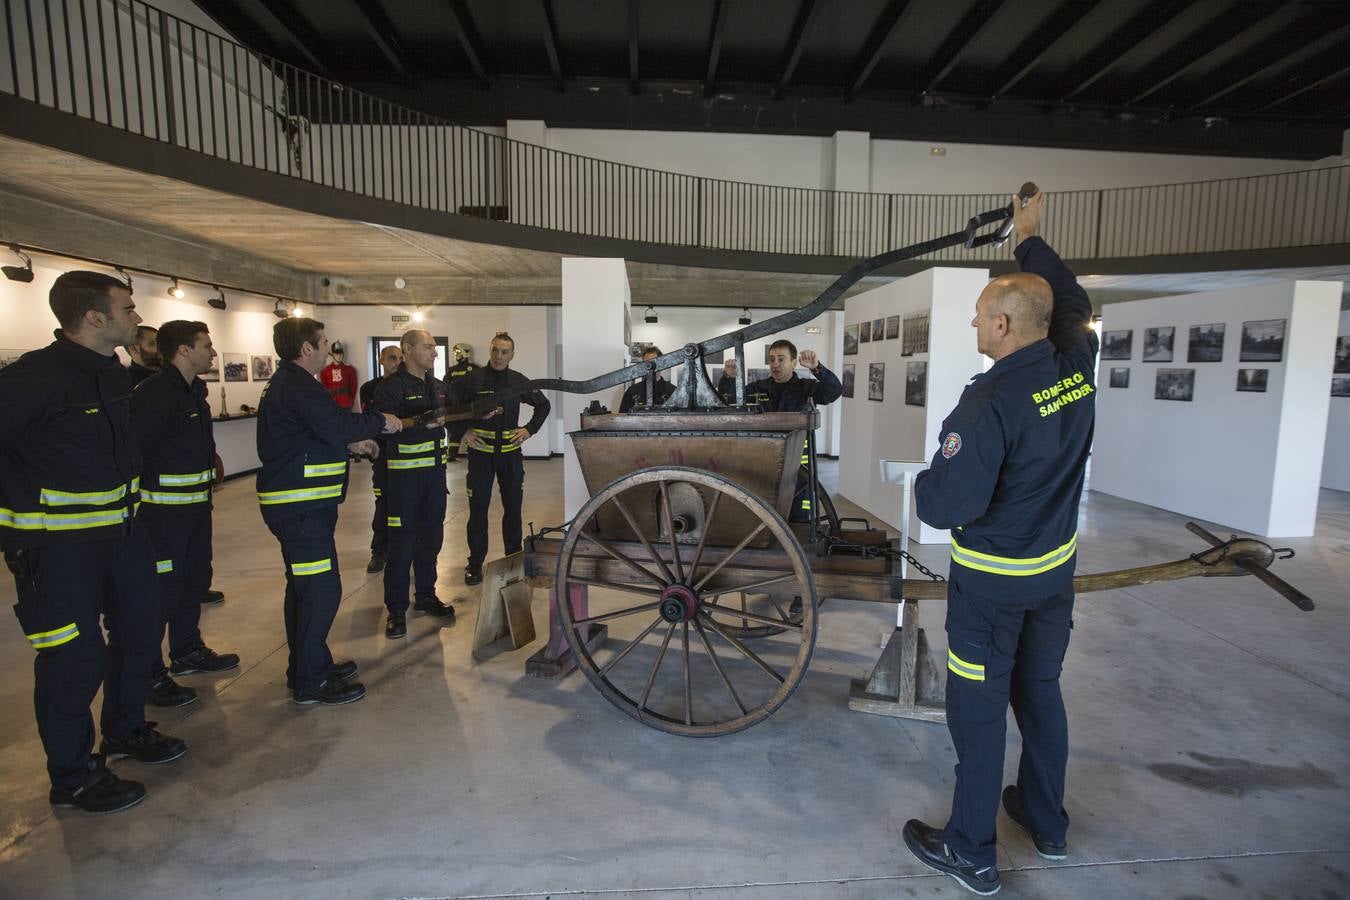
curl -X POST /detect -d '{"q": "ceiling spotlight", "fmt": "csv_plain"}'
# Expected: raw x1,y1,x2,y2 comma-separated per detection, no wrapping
412,306,424,323
644,305,658,324
273,298,291,319
291,304,303,318
207,286,226,310
168,277,185,299
2,244,33,282
738,307,751,326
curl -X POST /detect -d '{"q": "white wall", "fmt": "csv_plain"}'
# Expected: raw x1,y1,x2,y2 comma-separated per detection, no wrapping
836,267,989,543
1091,281,1341,537
627,305,842,455
1321,310,1350,492
317,303,558,458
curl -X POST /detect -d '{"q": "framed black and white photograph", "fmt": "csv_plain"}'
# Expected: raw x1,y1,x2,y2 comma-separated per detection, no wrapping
1333,335,1349,374
841,364,855,398
1333,375,1350,398
222,353,249,382
251,355,275,380
860,320,872,343
868,362,885,401
885,315,900,340
1240,318,1285,362
1236,368,1268,393
747,367,769,384
1100,330,1132,360
904,361,927,406
1154,368,1195,401
1187,323,1225,362
1143,326,1175,362
843,324,859,356
902,311,930,356
872,318,885,342
1109,367,1130,388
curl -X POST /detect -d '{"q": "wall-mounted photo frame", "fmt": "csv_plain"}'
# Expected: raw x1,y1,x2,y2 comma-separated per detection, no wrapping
1332,375,1350,398
860,320,872,343
1154,368,1194,401
841,363,855,398
1187,323,1225,362
1100,330,1132,360
843,324,859,356
868,362,884,401
872,318,885,342
222,353,249,382
1109,367,1130,388
1240,318,1285,362
201,358,220,382
1335,335,1350,374
1236,368,1268,393
904,361,927,406
885,315,900,340
1143,326,1175,362
902,311,930,356
250,355,276,380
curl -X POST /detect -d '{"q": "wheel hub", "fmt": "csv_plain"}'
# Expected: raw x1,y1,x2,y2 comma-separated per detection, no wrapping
659,583,700,622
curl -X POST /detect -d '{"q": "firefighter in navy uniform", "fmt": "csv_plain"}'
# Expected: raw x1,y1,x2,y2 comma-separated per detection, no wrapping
0,272,187,815
359,344,403,574
372,330,456,638
257,318,403,705
744,340,841,522
454,332,550,586
902,191,1098,897
124,324,161,386
445,342,477,461
131,321,241,697
618,346,676,412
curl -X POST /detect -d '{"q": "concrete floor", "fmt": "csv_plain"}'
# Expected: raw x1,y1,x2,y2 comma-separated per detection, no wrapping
0,459,1347,900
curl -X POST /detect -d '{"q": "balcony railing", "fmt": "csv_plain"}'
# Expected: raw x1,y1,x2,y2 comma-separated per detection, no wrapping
3,0,1348,263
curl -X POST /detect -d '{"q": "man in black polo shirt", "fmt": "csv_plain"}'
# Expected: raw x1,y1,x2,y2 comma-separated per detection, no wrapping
124,324,160,386
359,344,403,574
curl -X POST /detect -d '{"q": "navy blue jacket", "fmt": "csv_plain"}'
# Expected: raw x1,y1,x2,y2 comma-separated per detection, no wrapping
0,337,142,549
131,365,216,511
619,375,676,412
746,366,843,411
915,236,1098,595
255,360,387,524
372,365,451,473
450,365,550,454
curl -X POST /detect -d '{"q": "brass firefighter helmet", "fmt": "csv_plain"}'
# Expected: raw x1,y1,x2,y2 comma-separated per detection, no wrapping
452,342,473,364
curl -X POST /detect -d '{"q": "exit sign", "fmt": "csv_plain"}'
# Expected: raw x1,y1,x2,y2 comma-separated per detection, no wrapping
391,315,410,329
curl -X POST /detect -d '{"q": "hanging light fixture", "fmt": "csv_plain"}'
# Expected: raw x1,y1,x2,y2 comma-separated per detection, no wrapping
115,266,134,293
273,298,291,319
167,277,185,299
644,305,658,324
207,286,227,310
738,307,751,326
2,244,33,282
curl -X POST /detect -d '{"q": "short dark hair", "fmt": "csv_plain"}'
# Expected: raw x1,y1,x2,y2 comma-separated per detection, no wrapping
768,339,797,359
491,331,515,349
135,324,158,341
273,317,325,361
641,346,662,358
157,320,208,362
49,271,127,330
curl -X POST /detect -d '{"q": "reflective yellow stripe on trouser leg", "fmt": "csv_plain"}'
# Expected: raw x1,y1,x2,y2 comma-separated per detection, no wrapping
291,558,333,576
947,649,985,682
27,622,80,650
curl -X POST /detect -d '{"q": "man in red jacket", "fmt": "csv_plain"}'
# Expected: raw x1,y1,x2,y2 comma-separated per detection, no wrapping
321,341,358,409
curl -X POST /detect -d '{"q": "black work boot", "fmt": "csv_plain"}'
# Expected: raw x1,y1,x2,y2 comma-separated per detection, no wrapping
100,722,188,765
1002,785,1067,860
413,595,456,618
329,660,359,681
366,551,386,574
170,646,240,675
293,679,366,705
463,565,482,586
201,590,225,605
147,673,197,708
49,757,146,814
902,819,1000,896
385,613,407,639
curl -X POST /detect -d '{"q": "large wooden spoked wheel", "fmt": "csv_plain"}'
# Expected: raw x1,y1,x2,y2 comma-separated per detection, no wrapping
557,466,818,737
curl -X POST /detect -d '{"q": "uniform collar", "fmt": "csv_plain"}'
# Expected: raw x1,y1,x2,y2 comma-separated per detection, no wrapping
161,362,207,398
54,334,121,374
986,338,1052,377
279,359,313,380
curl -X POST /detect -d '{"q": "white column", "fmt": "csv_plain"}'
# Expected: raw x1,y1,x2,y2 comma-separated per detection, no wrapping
1320,309,1350,492
561,258,631,517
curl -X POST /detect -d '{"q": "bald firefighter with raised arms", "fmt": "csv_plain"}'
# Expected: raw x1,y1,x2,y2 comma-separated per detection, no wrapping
903,190,1098,896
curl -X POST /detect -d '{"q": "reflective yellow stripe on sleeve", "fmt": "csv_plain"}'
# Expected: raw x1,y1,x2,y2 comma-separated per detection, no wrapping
27,622,80,650
397,441,435,454
142,489,211,505
156,559,173,574
0,507,132,531
39,483,130,507
159,470,213,486
257,485,344,505
303,462,348,478
290,558,333,576
387,517,402,527
950,533,1077,577
387,457,436,470
947,650,985,682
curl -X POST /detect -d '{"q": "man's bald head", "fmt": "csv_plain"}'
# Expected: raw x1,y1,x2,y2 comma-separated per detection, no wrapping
972,272,1053,361
400,328,432,352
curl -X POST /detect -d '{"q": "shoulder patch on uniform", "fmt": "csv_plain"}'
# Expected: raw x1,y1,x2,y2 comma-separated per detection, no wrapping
941,432,962,459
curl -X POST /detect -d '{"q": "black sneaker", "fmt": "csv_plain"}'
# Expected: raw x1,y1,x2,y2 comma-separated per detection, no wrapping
385,613,407,638
201,590,225,605
1002,785,1067,860
100,722,188,765
330,660,359,681
170,646,241,675
366,552,386,574
464,565,483,586
902,819,1000,896
50,760,146,814
147,673,197,708
293,679,366,705
414,596,456,618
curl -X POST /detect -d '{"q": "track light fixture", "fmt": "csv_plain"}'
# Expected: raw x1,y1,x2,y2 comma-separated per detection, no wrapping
644,305,658,324
207,286,227,310
290,303,303,318
3,243,33,282
168,277,185,299
115,266,133,293
738,307,751,326
273,298,292,319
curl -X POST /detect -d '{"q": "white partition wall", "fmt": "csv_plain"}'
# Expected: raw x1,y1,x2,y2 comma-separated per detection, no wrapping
1092,281,1341,537
836,267,989,543
561,258,631,518
1323,310,1350,492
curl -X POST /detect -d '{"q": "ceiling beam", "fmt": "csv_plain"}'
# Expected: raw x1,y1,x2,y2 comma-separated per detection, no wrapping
628,0,640,93
441,0,490,86
845,0,916,101
1260,55,1350,112
1125,2,1288,107
540,0,564,91
348,0,416,85
772,0,819,99
242,0,342,78
191,0,290,60
1188,17,1350,111
1060,0,1200,101
915,0,1009,97
703,0,732,98
988,0,1102,99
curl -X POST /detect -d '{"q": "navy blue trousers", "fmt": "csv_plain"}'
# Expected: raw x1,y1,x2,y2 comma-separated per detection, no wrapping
266,507,341,692
369,459,388,555
466,449,523,570
942,569,1074,867
5,526,160,790
141,505,211,663
382,467,447,613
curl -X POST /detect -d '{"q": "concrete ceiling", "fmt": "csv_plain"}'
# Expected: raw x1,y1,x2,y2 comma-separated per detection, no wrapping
1,133,1345,311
